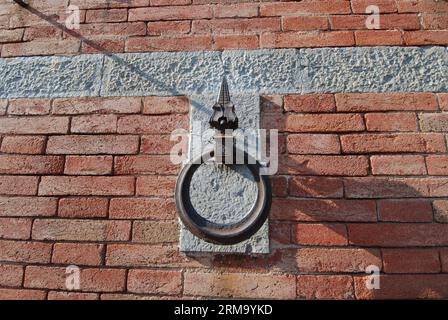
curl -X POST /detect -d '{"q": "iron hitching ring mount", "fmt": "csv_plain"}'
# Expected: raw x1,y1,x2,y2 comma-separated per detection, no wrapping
175,78,272,245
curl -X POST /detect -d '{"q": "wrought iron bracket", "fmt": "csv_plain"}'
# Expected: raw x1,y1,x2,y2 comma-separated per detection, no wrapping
175,77,272,245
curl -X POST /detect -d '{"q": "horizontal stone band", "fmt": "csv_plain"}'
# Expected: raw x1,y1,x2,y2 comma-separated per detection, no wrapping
1,46,446,99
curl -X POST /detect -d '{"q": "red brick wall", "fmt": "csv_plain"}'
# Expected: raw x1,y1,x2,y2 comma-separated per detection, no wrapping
1,0,447,57
0,93,447,299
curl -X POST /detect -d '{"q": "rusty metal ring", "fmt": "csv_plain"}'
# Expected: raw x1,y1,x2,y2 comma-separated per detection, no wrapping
175,151,271,245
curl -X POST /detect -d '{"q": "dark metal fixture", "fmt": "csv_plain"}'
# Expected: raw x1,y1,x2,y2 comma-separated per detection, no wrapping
175,77,272,245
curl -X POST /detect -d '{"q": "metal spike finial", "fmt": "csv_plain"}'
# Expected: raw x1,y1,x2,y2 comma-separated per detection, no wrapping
217,76,231,105
209,76,238,132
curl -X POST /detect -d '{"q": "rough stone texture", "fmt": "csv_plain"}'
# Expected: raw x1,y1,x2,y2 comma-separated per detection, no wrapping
0,55,103,98
0,47,446,98
181,93,269,254
301,46,447,93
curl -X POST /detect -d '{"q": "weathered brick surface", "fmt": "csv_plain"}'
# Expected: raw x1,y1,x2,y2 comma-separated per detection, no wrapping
184,272,296,299
1,93,447,300
0,1,443,57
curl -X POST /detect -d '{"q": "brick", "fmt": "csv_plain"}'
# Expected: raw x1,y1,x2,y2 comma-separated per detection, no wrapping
285,114,365,132
427,155,448,175
427,178,448,197
297,275,354,300
0,155,64,174
289,177,343,198
293,223,348,246
439,93,448,111
1,136,46,154
260,95,283,113
419,113,448,132
0,289,46,300
147,21,191,35
348,223,448,246
341,133,446,153
270,223,291,244
115,155,179,174
141,134,187,154
442,250,448,272
378,199,433,222
9,9,84,29
213,35,259,50
365,112,418,131
0,264,24,287
0,176,39,196
32,219,130,241
433,200,448,223
52,97,142,115
58,197,108,218
117,114,188,133
213,3,258,18
0,117,69,134
86,9,128,23
71,115,118,133
383,249,441,273
136,176,176,196
151,0,192,5
330,14,420,30
143,96,189,114
25,266,126,292
184,272,296,299
336,93,438,111
283,16,329,31
0,240,52,263
2,40,80,58
38,176,135,196
422,13,448,29
128,269,182,294
126,35,213,52
65,22,146,38
279,155,369,176
355,275,448,299
8,99,51,115
355,30,404,45
81,38,125,54
260,31,355,48
133,220,179,243
344,177,429,198
48,292,99,300
0,29,24,43
284,94,335,113
70,0,149,9
287,134,341,154
0,197,56,217
397,0,448,13
371,155,427,175
351,0,398,13
192,18,281,34
110,198,176,219
52,243,104,266
129,5,213,21
65,156,113,175
270,176,287,198
47,135,139,154
260,1,351,16
404,30,448,45
106,244,197,267
24,26,62,41
271,199,376,222
0,218,31,240
297,248,381,273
